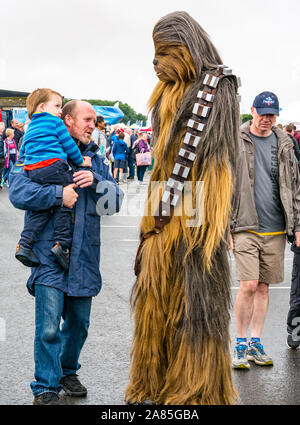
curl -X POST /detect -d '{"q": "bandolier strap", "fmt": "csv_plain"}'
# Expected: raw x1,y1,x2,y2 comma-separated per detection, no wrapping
134,65,241,275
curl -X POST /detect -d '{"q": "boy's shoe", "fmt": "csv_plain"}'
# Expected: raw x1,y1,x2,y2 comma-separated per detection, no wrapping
232,344,250,369
51,242,70,270
286,333,300,349
15,244,40,267
60,374,87,397
33,392,60,405
247,342,273,366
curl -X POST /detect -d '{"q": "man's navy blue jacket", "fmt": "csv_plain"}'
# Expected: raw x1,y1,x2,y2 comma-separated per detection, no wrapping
9,141,123,297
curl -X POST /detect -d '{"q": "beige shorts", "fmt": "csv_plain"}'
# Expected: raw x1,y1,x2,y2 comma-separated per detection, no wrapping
232,232,286,284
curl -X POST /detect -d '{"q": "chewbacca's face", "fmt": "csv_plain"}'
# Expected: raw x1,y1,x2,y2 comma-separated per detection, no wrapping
152,40,196,83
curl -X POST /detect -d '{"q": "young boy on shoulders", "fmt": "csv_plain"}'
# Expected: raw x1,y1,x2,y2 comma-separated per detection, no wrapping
16,88,92,270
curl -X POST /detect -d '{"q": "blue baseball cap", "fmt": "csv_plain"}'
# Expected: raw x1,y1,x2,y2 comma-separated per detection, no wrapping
252,91,279,116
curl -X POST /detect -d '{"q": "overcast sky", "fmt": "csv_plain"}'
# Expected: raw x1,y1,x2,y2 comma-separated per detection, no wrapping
1,0,300,123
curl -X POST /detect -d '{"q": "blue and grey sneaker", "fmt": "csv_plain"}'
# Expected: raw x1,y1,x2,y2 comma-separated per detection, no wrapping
247,342,273,366
232,344,250,369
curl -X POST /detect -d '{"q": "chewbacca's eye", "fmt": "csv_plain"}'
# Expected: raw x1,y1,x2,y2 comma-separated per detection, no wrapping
156,51,167,57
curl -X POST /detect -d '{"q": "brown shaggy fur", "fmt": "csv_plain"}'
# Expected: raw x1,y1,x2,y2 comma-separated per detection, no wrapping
125,11,240,405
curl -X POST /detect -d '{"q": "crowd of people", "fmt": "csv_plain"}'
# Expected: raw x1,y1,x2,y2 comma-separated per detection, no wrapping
3,114,299,193
92,121,153,185
0,116,153,190
0,119,25,188
1,88,300,404
3,112,297,198
3,7,300,406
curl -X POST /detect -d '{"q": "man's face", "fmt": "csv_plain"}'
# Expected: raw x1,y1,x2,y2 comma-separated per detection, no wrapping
98,120,105,130
65,102,96,144
251,107,277,136
10,120,18,128
44,94,63,118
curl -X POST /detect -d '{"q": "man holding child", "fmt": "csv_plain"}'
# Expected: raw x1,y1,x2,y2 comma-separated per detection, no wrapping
9,94,123,405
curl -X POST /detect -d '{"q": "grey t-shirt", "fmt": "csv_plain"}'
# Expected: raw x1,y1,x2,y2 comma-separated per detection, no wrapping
250,131,285,233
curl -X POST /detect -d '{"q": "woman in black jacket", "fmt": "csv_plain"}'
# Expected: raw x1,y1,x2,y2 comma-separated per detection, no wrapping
285,124,300,165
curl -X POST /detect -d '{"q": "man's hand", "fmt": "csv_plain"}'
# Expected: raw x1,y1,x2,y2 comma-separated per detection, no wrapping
295,231,300,247
228,233,234,251
82,156,92,167
63,184,78,208
73,170,94,188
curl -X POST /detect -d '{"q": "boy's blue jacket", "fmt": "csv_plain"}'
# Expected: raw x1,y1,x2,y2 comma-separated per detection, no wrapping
9,141,123,297
112,138,129,161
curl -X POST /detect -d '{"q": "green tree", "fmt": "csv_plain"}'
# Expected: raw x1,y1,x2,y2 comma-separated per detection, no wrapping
241,114,252,124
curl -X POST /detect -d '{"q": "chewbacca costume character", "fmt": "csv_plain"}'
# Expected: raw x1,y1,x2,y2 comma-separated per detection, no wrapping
125,11,241,405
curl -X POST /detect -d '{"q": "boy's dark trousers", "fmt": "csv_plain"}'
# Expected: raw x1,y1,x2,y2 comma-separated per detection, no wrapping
287,243,300,336
0,157,4,182
19,161,74,250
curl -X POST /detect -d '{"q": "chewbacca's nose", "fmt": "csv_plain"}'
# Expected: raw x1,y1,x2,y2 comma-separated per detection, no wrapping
153,58,158,65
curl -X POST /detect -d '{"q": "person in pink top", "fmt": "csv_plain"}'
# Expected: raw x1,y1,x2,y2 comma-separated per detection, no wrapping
135,132,150,185
2,128,18,187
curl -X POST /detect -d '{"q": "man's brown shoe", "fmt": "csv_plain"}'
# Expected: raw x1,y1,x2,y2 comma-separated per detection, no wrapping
60,375,87,397
33,392,59,405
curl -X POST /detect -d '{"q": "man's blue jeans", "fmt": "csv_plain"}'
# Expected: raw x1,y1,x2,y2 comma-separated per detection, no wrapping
128,153,135,178
31,284,92,396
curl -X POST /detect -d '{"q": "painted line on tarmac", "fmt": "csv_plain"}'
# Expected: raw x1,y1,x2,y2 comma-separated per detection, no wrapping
107,233,294,287
102,225,137,228
231,286,290,289
120,239,139,242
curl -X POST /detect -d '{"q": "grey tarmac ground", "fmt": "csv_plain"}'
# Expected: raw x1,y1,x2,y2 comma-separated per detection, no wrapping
0,174,299,406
